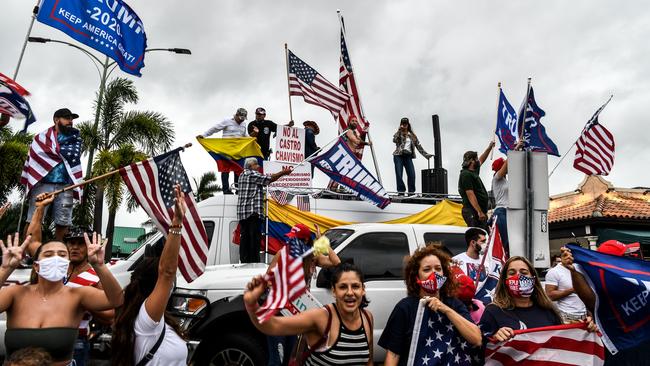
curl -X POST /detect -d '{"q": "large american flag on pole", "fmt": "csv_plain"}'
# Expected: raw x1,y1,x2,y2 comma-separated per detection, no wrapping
288,49,350,119
119,148,209,282
573,96,615,176
256,238,309,323
485,323,605,366
20,126,83,199
338,14,370,158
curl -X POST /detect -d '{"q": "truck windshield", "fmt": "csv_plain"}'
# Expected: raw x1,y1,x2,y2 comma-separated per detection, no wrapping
324,229,354,249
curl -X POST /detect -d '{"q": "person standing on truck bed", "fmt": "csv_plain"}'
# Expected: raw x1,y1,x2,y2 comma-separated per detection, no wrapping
196,107,249,195
238,158,292,263
458,141,494,230
392,117,433,196
244,263,374,366
247,107,295,160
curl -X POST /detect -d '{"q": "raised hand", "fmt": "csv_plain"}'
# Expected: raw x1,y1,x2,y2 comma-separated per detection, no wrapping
243,275,268,307
35,192,56,208
172,184,187,224
85,232,106,266
1,234,31,269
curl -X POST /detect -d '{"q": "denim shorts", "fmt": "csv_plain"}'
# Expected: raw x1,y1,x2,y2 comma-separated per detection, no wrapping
26,182,74,226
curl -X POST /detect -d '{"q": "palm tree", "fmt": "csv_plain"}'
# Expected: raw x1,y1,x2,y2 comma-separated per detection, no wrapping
193,171,222,202
77,77,174,260
0,126,32,204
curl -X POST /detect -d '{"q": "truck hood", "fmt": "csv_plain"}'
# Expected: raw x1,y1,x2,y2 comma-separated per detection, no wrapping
175,263,268,290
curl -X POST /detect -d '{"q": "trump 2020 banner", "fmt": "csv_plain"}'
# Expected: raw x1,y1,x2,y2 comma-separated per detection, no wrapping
569,244,650,354
37,0,147,76
311,138,390,209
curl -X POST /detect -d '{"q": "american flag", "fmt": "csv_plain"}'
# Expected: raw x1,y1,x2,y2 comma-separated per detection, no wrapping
296,195,310,211
407,298,479,365
256,238,309,322
20,126,82,199
573,96,615,176
287,49,350,119
119,148,210,282
269,190,292,206
338,14,370,158
0,72,30,96
485,323,605,366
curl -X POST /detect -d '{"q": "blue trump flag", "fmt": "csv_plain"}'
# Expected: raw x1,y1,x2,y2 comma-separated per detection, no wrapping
37,0,147,76
311,138,390,209
495,89,519,154
0,80,36,132
568,244,650,354
518,86,559,156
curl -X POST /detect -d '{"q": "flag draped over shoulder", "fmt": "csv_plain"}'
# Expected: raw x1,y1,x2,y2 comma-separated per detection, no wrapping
197,137,263,174
573,97,615,176
256,238,308,322
407,298,478,366
475,219,508,303
518,86,559,156
568,244,650,354
495,89,518,154
288,49,351,119
0,76,36,132
20,126,83,199
119,148,210,282
311,138,390,209
485,323,605,365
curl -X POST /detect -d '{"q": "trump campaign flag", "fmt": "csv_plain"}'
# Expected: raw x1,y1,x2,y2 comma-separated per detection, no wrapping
407,298,479,365
311,138,390,209
518,86,559,156
495,89,518,154
485,323,605,365
37,0,147,76
0,78,36,132
568,244,650,354
120,148,209,282
197,137,263,174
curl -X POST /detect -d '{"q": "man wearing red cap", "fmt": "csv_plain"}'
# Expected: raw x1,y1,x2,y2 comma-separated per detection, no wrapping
490,156,510,254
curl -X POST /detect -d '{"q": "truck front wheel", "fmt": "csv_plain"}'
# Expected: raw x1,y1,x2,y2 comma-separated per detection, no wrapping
194,331,267,366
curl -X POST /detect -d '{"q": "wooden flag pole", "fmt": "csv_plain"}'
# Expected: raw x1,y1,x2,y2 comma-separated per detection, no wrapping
37,143,193,200
284,43,294,123
490,82,502,160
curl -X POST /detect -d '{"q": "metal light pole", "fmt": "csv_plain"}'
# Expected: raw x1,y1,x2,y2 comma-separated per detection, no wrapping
27,36,192,182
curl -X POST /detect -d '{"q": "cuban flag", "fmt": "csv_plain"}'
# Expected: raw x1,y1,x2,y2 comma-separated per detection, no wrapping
518,86,559,156
568,244,650,354
495,89,519,154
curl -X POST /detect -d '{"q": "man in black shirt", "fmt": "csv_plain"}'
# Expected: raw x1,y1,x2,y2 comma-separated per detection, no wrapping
457,141,494,230
247,107,294,160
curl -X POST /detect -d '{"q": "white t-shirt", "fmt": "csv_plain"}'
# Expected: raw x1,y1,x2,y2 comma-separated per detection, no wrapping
491,174,508,208
134,302,188,366
545,264,586,316
452,252,487,282
203,117,247,138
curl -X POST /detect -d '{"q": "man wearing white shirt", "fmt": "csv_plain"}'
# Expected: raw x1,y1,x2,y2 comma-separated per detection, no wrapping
544,254,587,323
452,227,488,283
197,108,248,194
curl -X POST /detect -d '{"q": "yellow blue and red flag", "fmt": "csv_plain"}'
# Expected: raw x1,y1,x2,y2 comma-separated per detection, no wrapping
197,137,263,174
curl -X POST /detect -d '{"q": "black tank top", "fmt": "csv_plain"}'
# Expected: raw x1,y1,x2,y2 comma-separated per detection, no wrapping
5,327,78,362
304,304,370,365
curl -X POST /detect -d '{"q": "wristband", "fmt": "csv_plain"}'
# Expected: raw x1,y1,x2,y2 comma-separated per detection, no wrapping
169,228,182,236
170,224,182,229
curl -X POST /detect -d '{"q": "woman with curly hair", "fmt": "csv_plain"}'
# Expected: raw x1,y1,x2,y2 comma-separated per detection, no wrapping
379,243,481,366
479,256,596,342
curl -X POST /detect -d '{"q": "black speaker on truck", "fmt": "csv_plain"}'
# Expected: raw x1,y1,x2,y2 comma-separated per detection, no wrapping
421,115,448,194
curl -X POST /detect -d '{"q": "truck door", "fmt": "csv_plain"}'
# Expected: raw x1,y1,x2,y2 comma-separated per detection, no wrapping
314,231,410,361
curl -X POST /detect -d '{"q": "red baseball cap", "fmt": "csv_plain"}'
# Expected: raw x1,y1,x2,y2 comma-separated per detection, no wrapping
492,157,505,172
454,273,476,302
597,240,641,257
286,223,312,241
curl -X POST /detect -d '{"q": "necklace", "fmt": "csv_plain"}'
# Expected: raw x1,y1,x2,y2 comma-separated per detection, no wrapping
37,286,63,302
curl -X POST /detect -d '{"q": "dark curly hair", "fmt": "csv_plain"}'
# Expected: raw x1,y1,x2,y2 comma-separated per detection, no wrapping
404,242,457,299
331,262,370,308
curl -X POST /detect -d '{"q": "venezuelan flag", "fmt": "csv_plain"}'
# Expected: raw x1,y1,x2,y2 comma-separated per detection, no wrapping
197,137,263,173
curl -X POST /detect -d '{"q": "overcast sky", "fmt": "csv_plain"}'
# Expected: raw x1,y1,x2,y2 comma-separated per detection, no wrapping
3,1,649,229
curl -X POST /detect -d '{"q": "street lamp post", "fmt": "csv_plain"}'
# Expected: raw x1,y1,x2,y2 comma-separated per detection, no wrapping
27,36,191,183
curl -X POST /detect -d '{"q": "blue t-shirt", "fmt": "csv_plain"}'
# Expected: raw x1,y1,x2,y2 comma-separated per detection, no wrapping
378,295,473,365
42,132,73,184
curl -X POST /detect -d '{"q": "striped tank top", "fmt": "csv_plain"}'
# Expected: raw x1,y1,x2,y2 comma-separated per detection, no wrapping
304,304,370,366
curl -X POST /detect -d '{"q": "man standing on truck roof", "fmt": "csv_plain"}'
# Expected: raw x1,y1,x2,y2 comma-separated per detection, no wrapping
237,157,292,263
458,141,494,230
247,107,294,161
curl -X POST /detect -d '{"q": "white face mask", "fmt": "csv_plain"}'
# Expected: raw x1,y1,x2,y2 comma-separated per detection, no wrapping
36,256,70,282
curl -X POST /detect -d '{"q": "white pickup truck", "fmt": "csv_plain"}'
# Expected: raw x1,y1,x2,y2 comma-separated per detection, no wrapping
172,222,467,365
